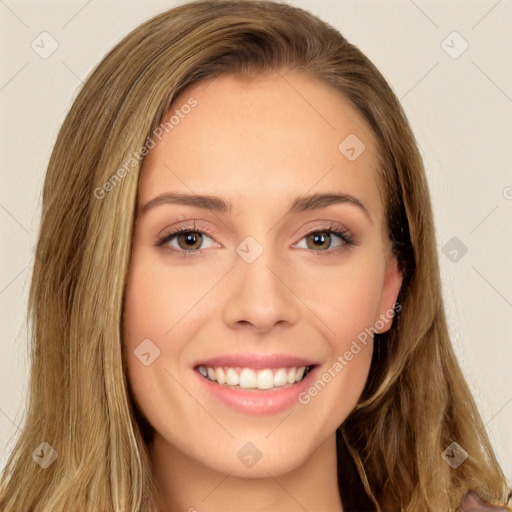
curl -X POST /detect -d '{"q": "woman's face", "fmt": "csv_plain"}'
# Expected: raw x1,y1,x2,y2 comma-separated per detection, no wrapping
123,70,402,477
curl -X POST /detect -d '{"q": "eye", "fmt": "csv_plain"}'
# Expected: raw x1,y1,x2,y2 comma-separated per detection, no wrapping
293,223,354,253
155,227,219,254
154,221,355,257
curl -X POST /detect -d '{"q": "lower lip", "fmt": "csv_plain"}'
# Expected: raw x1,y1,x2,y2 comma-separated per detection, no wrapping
194,366,318,415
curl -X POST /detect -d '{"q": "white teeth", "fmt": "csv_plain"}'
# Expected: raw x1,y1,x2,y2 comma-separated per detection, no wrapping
239,368,257,388
198,365,311,389
256,369,274,389
295,366,305,382
273,368,288,387
225,368,239,386
215,367,226,385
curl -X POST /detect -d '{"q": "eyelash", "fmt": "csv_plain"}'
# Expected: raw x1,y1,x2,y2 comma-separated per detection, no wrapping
154,222,355,258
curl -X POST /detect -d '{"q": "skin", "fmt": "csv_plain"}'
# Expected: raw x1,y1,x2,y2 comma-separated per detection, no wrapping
123,69,403,512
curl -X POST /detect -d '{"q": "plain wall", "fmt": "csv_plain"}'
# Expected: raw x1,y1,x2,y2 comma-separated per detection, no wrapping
1,0,511,485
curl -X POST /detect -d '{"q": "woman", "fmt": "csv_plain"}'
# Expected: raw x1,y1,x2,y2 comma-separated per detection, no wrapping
0,0,510,510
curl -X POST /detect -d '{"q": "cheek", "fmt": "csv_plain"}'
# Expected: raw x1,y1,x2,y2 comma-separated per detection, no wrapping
293,250,386,346
283,253,384,429
296,274,379,434
123,249,209,347
122,251,187,417
122,247,225,431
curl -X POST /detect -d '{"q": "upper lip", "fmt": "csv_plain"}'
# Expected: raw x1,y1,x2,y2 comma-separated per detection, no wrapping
194,353,318,370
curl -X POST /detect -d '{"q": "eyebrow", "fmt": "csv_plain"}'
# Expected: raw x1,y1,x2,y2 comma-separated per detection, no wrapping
141,191,372,222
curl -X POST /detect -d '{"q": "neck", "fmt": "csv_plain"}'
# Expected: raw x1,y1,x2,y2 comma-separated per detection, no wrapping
149,431,344,512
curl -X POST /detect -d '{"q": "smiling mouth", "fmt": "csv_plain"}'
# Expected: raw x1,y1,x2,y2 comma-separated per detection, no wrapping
195,364,314,391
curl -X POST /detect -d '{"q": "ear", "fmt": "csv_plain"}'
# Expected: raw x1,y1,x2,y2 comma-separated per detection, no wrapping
375,254,403,334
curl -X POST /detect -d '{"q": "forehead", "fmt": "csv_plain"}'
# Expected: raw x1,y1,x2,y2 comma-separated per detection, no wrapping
140,70,384,222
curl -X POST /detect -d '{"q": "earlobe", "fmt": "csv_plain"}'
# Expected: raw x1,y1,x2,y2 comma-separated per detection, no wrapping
375,255,403,334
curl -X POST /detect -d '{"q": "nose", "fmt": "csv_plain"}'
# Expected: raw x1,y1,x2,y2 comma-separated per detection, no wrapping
221,245,301,334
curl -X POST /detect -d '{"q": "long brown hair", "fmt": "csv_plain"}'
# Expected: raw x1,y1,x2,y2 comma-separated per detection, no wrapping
1,1,510,510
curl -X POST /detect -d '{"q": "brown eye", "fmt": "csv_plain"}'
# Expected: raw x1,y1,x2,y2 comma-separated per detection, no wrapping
155,228,218,254
293,226,354,254
306,231,332,250
176,231,203,250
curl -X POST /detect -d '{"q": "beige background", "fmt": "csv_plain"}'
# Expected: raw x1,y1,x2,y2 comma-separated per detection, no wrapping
1,0,511,483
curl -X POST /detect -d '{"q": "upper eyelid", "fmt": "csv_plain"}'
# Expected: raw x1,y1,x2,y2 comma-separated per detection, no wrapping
158,219,351,237
156,220,217,240
158,222,350,238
